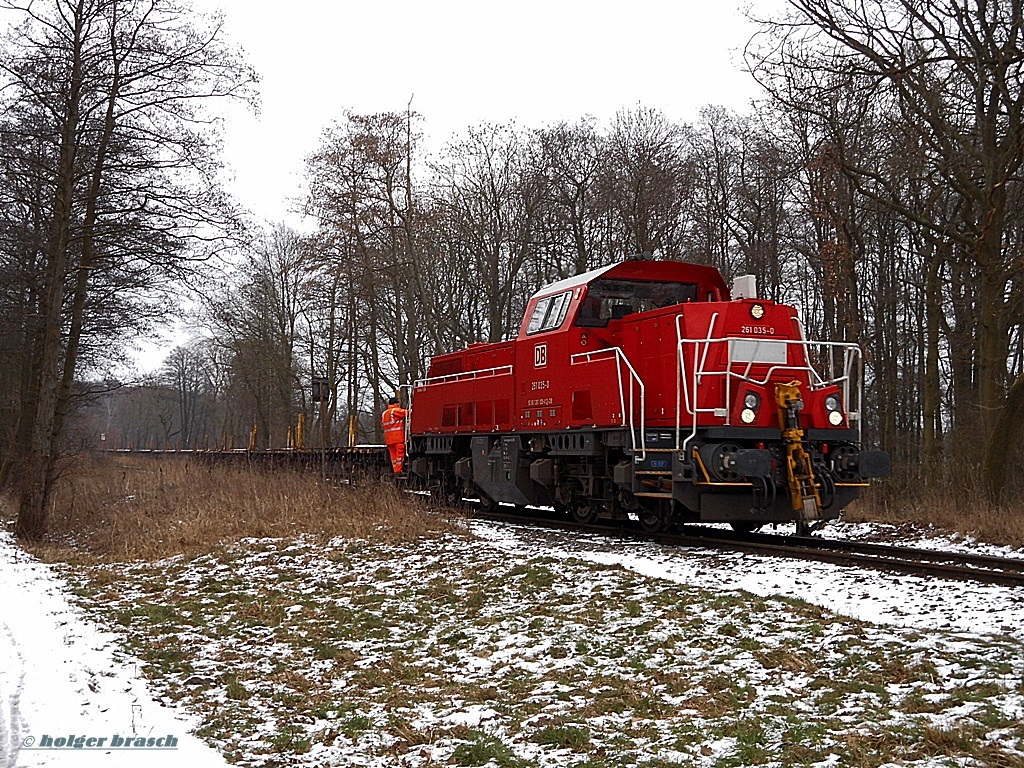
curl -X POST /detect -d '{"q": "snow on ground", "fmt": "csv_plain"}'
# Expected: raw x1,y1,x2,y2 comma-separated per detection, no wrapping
0,531,227,768
821,519,1024,560
52,520,1024,766
469,520,1024,641
1,517,1023,767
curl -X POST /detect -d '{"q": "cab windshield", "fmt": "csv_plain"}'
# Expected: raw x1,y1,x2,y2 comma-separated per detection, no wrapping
575,279,699,327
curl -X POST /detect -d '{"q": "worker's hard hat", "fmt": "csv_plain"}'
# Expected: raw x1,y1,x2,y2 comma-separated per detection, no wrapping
388,397,399,405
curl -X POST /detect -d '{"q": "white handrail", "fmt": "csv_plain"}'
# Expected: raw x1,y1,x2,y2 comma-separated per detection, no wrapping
414,365,513,388
399,382,414,446
674,318,864,455
571,347,646,460
676,313,719,456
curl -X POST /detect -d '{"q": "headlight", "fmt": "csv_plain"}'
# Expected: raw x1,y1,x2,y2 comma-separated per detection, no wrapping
741,408,757,424
825,395,841,412
744,392,760,409
828,410,844,426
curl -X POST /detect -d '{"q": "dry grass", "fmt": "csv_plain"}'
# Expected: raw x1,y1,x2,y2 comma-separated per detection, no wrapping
847,483,1024,549
6,452,1022,561
15,454,457,563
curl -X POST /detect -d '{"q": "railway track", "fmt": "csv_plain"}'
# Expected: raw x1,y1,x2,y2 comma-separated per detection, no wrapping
466,505,1024,588
116,452,1024,586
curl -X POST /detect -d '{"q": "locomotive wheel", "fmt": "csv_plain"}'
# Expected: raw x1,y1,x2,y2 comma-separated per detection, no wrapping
830,446,859,482
557,478,594,522
473,485,497,512
817,467,837,510
444,482,466,508
429,476,463,508
638,503,671,533
638,507,671,532
751,475,776,511
571,502,599,524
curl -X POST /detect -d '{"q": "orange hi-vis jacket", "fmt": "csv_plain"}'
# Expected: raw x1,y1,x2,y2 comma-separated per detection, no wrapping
381,403,407,445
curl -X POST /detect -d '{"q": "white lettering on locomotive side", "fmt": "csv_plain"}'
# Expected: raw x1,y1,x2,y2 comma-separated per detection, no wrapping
531,380,550,391
741,325,776,335
527,397,554,407
534,343,547,367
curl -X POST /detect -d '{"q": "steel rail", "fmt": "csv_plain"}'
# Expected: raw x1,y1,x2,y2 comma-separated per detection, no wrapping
465,506,1024,588
682,525,1024,576
108,450,1024,587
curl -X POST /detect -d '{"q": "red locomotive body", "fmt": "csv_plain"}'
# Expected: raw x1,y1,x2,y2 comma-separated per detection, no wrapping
407,258,888,532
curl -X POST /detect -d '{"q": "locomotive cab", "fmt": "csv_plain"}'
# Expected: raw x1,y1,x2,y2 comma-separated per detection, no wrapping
408,258,888,534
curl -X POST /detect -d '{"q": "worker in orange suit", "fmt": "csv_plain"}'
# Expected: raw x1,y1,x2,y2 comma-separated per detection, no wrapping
381,396,407,473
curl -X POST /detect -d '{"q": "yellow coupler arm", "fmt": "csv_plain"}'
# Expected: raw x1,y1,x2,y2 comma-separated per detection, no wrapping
774,381,823,521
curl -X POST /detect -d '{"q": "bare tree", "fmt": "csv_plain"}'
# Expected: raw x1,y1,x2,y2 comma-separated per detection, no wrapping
748,0,1024,496
0,0,255,538
431,123,542,343
599,107,692,260
528,118,611,278
160,340,213,447
205,225,309,449
305,109,430,433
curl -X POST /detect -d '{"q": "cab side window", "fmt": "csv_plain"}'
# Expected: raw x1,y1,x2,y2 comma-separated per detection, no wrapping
527,290,572,334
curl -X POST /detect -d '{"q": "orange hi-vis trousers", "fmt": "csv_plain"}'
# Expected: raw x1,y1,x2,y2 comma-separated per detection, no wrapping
386,441,406,473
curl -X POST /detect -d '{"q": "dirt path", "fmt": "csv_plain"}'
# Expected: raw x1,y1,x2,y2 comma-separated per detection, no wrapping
0,532,226,768
0,621,26,767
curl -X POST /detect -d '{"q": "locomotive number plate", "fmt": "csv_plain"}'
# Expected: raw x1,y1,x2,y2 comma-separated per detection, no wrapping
534,343,548,368
741,325,776,335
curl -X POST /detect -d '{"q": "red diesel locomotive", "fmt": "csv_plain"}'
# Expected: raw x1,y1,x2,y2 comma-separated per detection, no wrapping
404,257,889,534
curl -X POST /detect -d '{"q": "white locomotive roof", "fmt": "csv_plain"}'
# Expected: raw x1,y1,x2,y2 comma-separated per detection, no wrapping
528,264,619,300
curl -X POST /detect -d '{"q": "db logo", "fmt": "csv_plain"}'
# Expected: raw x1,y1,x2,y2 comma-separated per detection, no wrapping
534,343,547,368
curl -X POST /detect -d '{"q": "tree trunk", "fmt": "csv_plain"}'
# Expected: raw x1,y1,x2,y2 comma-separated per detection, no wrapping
922,247,943,469
983,375,1024,503
15,0,88,541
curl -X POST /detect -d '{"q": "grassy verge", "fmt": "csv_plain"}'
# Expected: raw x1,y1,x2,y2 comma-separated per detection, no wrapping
30,454,454,562
847,482,1024,549
7,455,1024,766
64,535,1024,767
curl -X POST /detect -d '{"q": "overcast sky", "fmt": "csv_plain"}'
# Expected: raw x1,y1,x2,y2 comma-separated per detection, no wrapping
128,0,767,370
197,0,766,227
